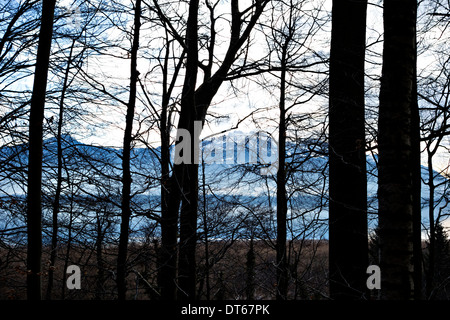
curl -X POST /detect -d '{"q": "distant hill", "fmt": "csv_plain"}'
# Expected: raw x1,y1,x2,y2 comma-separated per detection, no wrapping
0,134,448,240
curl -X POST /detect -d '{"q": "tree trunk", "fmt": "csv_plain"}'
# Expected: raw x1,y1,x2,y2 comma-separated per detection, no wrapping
201,155,211,300
95,212,106,300
160,170,181,300
117,0,141,300
411,52,423,300
160,0,268,300
158,56,172,301
178,161,199,300
45,38,76,301
328,0,368,300
378,0,417,300
157,39,185,302
176,0,199,300
61,194,74,299
26,0,56,301
276,50,288,300
426,163,435,298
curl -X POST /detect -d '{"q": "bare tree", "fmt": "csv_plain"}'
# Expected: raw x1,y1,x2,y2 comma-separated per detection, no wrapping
328,0,368,300
26,0,57,300
116,0,142,300
155,0,270,300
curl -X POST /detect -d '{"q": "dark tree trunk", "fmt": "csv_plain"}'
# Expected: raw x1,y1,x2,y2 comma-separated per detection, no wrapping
158,56,172,300
276,51,288,300
378,0,417,300
26,0,56,301
200,155,211,300
160,171,181,300
95,213,106,300
178,160,199,300
328,0,368,300
160,0,268,300
176,0,199,300
426,164,435,298
117,0,141,300
158,45,185,302
411,51,423,300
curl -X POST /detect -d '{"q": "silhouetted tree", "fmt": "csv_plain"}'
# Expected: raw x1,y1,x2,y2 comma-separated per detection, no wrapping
117,0,142,300
26,0,57,300
378,0,418,300
328,0,368,300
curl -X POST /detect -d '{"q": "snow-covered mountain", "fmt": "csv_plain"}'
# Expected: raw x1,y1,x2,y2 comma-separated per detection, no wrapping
0,135,448,240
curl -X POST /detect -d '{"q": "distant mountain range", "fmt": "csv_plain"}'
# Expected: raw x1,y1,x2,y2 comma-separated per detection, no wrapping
0,134,448,240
